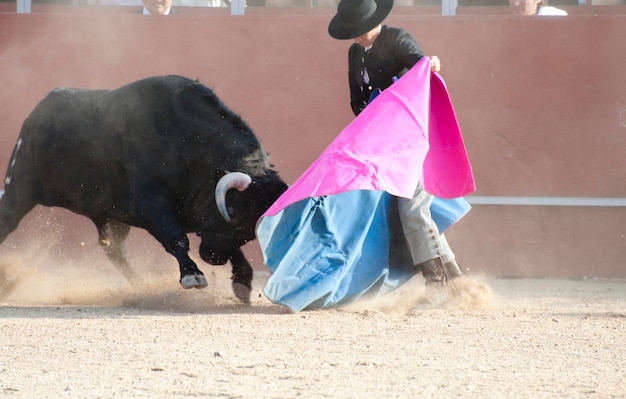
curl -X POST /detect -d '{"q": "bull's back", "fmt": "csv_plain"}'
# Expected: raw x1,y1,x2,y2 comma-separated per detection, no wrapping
7,75,272,223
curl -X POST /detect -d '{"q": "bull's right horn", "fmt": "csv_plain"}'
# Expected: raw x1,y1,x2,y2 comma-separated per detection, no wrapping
215,172,252,222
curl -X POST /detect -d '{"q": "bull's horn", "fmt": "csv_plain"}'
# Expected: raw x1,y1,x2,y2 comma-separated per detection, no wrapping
215,172,252,222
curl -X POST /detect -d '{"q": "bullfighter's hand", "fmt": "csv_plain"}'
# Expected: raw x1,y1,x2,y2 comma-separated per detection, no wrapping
430,55,441,72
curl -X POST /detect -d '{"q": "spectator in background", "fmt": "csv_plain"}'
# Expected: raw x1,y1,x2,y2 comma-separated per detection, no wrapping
142,0,181,14
509,0,568,15
208,0,230,6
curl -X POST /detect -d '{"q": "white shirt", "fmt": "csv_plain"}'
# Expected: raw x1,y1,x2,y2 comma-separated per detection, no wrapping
143,6,171,14
537,5,568,15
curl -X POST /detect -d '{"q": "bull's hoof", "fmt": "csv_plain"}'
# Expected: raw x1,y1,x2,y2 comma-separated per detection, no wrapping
180,274,208,289
232,282,251,304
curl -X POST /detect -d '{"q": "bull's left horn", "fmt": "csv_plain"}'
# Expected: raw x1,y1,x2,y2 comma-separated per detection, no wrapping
215,172,252,222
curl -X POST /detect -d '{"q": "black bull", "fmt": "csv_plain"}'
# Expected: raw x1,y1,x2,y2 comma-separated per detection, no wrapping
0,75,288,303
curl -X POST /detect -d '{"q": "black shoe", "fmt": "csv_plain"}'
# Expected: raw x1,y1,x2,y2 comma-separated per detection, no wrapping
419,258,445,286
418,258,463,286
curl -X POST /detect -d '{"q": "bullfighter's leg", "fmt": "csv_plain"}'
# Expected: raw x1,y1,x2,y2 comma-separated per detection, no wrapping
398,184,461,281
398,184,462,305
229,248,253,304
94,218,141,285
127,187,208,289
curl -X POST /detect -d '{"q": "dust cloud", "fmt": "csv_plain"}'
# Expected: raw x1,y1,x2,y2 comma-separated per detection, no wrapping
0,212,493,314
0,254,246,312
1,242,494,314
0,231,247,313
0,204,254,312
342,275,493,315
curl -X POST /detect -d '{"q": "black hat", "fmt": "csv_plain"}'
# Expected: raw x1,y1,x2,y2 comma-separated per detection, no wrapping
328,0,393,40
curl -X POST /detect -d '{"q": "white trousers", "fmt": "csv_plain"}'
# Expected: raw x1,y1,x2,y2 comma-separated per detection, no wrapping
397,184,455,266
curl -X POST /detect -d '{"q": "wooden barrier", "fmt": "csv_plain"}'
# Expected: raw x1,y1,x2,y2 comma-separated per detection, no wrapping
0,13,625,278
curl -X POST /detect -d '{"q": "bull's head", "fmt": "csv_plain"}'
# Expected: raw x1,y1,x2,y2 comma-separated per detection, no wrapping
199,170,287,265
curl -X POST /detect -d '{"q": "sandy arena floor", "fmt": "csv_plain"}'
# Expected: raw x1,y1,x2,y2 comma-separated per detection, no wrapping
1,257,625,398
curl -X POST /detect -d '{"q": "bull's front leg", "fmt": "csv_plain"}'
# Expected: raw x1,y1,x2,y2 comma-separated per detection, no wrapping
128,187,207,289
169,236,209,289
229,248,253,304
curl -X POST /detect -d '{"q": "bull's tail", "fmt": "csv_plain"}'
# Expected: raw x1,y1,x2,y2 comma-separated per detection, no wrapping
3,137,23,194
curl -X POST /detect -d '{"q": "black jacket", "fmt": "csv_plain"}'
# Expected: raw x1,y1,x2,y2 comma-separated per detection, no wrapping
348,25,424,116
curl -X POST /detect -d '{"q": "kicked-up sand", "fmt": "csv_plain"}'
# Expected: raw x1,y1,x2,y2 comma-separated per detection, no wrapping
1,253,625,398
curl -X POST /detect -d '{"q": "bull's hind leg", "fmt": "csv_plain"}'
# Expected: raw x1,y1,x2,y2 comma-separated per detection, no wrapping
94,218,140,284
229,248,252,304
0,189,36,245
0,190,35,300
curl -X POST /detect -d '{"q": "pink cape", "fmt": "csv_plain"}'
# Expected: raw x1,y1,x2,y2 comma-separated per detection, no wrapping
263,57,475,218
257,57,475,311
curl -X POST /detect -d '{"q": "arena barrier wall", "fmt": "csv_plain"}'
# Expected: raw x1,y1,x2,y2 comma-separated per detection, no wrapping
1,13,624,278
